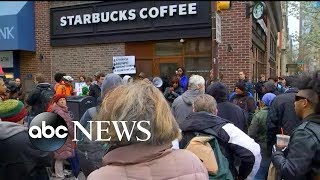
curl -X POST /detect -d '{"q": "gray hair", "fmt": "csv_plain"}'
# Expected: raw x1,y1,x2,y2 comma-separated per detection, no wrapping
193,94,218,114
188,74,205,90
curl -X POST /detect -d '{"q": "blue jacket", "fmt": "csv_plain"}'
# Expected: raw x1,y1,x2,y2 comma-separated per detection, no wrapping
179,75,188,92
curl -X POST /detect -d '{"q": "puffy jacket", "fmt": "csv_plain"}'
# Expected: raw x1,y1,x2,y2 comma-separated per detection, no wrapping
267,88,301,155
179,112,261,180
0,121,52,180
88,143,208,180
272,114,320,180
51,104,75,160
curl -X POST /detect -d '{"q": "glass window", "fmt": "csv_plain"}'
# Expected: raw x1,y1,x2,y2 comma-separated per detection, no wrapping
185,57,211,78
185,39,211,56
155,42,182,56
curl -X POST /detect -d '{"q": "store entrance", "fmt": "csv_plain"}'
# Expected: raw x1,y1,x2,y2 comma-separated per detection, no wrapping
155,57,183,78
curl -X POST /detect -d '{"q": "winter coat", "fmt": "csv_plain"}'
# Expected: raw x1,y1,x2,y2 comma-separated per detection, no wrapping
217,102,248,132
179,112,261,180
255,80,267,100
51,104,75,160
172,89,204,126
55,83,73,96
271,114,320,180
89,84,101,100
179,75,188,92
267,88,301,155
87,143,208,180
26,83,52,116
0,121,52,180
248,107,268,159
163,86,184,104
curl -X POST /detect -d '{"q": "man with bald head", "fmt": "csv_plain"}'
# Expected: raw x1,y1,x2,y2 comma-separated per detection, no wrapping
271,72,320,179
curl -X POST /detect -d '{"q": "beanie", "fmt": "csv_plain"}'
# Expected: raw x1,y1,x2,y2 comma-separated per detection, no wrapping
206,82,228,103
53,94,66,103
262,93,276,106
0,99,28,123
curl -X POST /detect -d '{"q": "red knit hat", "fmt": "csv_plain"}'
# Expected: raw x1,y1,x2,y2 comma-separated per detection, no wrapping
53,94,66,103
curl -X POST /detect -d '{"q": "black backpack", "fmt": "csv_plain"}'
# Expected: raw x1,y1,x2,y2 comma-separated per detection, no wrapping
39,86,55,111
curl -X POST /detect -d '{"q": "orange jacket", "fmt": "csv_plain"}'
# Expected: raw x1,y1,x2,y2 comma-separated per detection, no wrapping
56,84,73,96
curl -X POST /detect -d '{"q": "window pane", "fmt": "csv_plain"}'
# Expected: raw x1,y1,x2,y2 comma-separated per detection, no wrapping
185,39,211,56
185,57,211,78
155,42,182,56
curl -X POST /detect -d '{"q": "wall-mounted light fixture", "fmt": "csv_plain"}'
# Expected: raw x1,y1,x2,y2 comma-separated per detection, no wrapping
179,39,185,43
227,44,233,52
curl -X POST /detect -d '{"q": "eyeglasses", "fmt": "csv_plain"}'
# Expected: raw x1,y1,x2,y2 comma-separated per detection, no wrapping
295,95,308,102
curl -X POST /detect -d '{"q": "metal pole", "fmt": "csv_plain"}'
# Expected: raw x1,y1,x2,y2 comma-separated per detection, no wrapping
211,1,219,81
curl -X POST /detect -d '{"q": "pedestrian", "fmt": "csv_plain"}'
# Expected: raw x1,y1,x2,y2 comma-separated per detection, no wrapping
206,82,248,131
248,93,276,180
54,72,66,92
0,78,7,101
89,73,105,100
271,71,320,179
179,94,261,180
238,71,254,95
48,94,75,179
172,74,205,126
87,81,208,180
175,67,188,92
0,99,53,179
55,75,74,96
255,74,267,101
163,76,184,105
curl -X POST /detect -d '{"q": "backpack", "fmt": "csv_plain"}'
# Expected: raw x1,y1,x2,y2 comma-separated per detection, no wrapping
185,128,234,180
38,86,55,111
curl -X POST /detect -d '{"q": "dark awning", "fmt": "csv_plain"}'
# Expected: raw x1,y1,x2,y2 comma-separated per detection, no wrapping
0,1,35,51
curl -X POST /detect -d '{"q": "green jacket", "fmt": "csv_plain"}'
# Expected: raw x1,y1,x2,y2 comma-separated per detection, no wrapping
248,107,268,158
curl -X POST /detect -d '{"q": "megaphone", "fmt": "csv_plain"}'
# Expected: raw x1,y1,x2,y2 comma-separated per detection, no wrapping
152,77,163,88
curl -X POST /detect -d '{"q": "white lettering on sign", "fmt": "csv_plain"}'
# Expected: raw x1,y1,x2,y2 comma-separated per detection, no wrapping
0,26,14,39
59,3,198,27
113,56,136,75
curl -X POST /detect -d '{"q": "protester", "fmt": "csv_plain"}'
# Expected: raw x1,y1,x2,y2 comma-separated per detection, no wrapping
48,94,75,179
0,99,53,179
89,73,105,100
0,78,7,101
255,74,267,101
88,81,208,179
248,93,276,180
272,71,320,179
54,73,66,92
176,67,188,92
14,78,25,101
238,71,254,95
55,75,74,96
163,76,184,105
172,74,205,125
179,94,261,180
206,82,248,131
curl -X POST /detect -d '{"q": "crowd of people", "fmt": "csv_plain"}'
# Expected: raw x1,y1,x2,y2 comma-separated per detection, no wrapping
0,65,319,180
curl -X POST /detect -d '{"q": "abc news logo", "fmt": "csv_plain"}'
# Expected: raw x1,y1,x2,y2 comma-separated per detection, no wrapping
28,112,151,151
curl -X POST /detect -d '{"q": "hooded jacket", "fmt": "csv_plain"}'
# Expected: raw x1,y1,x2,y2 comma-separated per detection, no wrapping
87,143,208,180
171,89,204,125
272,114,320,180
267,88,301,155
179,112,261,180
26,83,52,116
0,121,52,180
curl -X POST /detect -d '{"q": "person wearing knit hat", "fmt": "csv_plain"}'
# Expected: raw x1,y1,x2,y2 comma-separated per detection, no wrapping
248,92,276,179
48,94,75,178
0,99,53,179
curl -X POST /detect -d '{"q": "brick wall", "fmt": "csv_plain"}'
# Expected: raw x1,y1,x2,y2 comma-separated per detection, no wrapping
218,2,253,91
51,44,125,81
20,1,52,83
50,1,101,8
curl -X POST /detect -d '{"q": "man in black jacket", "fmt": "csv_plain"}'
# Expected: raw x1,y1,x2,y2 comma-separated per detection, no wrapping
89,72,105,100
271,71,320,179
179,94,261,180
0,99,53,180
266,76,301,155
206,82,248,132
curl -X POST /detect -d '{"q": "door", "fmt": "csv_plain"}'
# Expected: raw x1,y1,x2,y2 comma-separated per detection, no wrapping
154,57,183,78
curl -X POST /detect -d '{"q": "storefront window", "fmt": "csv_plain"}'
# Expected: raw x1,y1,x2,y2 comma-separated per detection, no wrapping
185,39,211,56
185,57,211,78
155,42,183,56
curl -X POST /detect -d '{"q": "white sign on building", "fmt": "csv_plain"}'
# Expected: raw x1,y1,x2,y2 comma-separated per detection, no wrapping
0,51,13,68
216,12,221,44
113,56,136,74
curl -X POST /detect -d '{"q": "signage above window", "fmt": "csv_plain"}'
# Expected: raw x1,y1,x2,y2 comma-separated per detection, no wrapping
50,1,211,46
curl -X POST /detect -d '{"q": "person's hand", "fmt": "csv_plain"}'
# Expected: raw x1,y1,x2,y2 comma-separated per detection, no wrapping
169,87,174,92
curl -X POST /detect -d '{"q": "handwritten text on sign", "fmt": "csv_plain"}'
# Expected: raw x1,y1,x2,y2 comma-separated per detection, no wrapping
113,56,136,74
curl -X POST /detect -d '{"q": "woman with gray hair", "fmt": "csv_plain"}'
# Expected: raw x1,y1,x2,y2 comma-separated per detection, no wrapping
88,81,208,179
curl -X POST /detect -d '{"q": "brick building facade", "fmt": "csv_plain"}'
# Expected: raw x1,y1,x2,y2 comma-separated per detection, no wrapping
3,1,282,92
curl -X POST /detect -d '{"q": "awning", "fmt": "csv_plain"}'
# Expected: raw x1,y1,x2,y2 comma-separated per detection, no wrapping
0,1,35,51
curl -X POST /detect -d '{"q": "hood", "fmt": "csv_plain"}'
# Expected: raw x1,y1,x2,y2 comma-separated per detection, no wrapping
101,73,123,97
0,121,27,140
206,82,228,103
263,81,276,92
285,87,299,93
36,83,51,90
181,89,204,105
102,143,172,166
180,111,227,131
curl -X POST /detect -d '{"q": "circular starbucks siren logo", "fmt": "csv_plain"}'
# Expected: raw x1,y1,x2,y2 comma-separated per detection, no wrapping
28,112,68,152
